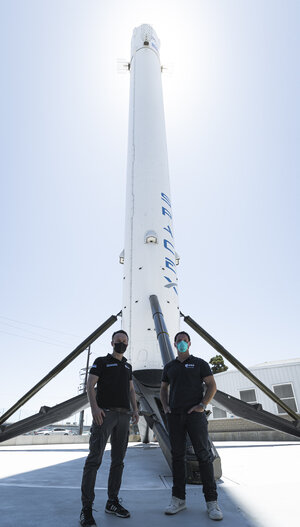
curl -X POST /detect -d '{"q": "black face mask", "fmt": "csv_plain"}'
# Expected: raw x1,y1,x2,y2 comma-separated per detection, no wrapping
114,342,127,354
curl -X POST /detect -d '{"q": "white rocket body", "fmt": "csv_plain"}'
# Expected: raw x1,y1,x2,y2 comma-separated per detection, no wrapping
121,25,180,372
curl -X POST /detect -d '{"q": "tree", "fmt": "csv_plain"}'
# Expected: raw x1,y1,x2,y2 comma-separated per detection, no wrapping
209,354,228,374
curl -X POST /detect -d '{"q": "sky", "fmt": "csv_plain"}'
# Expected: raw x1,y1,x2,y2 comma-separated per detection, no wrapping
0,1,299,425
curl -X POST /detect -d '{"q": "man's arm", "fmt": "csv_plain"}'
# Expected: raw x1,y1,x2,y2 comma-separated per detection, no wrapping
187,375,217,414
202,374,217,405
87,374,106,425
129,380,139,424
160,381,171,414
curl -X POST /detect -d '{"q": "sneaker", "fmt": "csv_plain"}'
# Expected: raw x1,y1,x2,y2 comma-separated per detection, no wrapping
105,498,130,518
80,506,96,526
207,501,223,521
164,496,186,515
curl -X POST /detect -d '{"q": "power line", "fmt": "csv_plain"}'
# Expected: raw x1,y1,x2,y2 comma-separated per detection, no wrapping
0,320,76,346
0,329,71,348
0,315,80,338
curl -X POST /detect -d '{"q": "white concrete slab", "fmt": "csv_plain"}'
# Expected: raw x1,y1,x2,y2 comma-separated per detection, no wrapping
217,441,300,527
0,441,299,527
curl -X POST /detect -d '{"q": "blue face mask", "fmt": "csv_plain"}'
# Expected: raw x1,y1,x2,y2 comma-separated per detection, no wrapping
177,340,188,353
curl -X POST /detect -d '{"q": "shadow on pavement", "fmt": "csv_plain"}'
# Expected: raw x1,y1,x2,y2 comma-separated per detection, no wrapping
0,443,260,527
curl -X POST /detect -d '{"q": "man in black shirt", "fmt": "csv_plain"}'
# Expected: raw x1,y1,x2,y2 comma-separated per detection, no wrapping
80,330,139,527
160,331,223,521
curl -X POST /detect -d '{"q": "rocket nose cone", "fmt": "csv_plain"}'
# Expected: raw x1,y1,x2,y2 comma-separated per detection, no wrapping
131,24,160,56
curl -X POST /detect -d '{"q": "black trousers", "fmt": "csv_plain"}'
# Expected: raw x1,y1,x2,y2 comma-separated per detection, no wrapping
81,410,130,507
167,412,217,502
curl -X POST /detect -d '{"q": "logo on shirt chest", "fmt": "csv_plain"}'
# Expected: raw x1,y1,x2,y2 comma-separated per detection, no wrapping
106,363,118,367
185,364,195,368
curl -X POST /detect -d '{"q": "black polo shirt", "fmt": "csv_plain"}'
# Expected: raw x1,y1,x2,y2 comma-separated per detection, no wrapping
89,353,132,410
161,355,213,413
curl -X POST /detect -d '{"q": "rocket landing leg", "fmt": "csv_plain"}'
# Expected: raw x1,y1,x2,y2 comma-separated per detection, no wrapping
129,295,222,483
133,372,222,482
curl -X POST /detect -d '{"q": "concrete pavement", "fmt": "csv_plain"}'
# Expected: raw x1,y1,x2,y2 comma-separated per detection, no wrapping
0,441,299,527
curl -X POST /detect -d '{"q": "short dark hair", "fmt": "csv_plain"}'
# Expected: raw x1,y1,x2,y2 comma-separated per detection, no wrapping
112,330,129,341
174,331,191,343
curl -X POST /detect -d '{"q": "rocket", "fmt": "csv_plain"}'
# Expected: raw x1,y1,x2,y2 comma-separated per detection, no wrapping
121,24,180,376
120,25,221,478
0,25,298,451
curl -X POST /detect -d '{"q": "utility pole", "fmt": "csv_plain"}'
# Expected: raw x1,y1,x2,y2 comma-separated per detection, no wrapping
78,345,91,435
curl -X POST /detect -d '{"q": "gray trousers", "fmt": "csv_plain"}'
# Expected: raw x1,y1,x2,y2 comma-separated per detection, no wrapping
81,410,130,507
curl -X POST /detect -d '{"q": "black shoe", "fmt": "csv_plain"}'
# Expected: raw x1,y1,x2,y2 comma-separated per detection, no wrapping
105,498,130,518
80,506,96,526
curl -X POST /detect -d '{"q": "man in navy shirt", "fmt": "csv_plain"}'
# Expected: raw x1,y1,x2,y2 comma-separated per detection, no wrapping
160,331,223,521
80,330,139,526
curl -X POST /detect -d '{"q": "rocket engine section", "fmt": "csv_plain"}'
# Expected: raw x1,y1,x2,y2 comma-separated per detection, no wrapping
121,25,180,380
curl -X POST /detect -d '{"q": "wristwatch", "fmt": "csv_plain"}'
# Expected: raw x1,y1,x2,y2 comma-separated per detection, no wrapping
199,402,207,411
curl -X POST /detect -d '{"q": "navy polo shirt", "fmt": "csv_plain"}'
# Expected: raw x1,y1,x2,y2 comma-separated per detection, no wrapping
89,353,132,410
161,354,213,413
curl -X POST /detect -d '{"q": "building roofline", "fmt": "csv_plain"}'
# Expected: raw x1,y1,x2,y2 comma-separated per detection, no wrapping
214,358,300,376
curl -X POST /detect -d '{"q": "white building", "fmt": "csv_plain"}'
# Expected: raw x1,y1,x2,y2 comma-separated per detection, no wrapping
209,358,300,420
